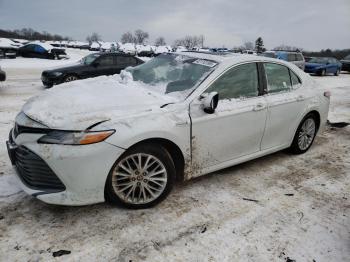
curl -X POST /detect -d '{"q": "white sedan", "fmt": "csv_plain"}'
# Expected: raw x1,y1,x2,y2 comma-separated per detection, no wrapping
6,52,330,208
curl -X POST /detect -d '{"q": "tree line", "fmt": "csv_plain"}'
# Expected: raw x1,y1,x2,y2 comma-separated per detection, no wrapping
0,28,70,41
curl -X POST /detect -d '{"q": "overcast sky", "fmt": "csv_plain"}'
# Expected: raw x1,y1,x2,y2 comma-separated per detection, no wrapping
0,0,349,50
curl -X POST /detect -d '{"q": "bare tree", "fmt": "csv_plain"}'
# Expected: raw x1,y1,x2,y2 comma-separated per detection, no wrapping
134,29,149,44
243,41,254,50
121,31,135,44
155,36,166,46
174,35,205,49
86,32,101,43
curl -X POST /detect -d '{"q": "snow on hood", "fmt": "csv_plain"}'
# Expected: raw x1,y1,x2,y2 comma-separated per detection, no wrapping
22,72,178,130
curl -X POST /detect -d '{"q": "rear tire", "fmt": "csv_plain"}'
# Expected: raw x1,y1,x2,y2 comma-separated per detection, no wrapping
334,69,340,76
105,143,176,209
289,113,318,154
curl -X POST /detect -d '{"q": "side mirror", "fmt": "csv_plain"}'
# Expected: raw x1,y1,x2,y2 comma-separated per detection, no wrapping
202,92,219,114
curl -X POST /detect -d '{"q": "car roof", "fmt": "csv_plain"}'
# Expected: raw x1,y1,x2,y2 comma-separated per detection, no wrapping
173,51,282,66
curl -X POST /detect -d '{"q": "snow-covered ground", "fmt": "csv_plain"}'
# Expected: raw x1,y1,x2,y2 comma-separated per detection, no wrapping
0,50,349,261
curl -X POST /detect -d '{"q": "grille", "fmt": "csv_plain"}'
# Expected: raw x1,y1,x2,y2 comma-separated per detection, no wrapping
14,146,65,192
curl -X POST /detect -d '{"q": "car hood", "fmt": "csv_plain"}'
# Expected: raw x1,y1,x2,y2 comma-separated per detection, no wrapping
340,59,350,63
22,74,178,130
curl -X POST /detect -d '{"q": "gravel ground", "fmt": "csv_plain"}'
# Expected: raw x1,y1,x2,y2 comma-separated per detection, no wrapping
0,52,349,261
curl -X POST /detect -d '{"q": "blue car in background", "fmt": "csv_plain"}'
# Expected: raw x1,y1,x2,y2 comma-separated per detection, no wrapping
304,57,342,76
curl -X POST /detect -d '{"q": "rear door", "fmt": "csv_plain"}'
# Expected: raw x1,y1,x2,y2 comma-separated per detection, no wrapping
261,62,308,150
116,56,138,73
94,55,115,76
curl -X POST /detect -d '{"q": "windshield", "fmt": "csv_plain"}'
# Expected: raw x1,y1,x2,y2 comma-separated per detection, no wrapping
344,55,350,60
308,57,329,64
126,53,217,99
81,53,100,65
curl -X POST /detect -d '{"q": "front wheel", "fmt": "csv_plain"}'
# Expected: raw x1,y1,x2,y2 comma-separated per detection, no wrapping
289,114,318,154
64,75,78,82
334,69,340,76
105,144,175,209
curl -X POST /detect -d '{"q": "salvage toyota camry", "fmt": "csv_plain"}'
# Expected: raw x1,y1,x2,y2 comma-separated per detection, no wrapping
6,52,330,208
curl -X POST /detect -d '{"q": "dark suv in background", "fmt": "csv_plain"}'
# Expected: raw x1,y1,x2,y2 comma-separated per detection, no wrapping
340,55,350,72
41,52,144,87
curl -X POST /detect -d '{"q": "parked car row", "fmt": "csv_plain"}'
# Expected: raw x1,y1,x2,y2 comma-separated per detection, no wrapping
0,38,68,60
260,50,348,76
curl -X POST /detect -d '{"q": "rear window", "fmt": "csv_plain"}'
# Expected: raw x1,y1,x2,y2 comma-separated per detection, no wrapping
287,54,296,62
290,70,301,88
296,53,304,61
264,63,291,93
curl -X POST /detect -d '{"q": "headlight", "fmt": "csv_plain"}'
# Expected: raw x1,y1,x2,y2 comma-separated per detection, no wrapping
38,130,115,145
51,72,63,77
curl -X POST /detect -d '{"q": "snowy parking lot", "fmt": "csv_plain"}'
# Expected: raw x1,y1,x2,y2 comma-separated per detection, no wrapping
0,49,349,261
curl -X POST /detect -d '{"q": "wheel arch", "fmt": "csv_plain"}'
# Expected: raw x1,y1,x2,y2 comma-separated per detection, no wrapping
124,138,185,182
305,110,321,131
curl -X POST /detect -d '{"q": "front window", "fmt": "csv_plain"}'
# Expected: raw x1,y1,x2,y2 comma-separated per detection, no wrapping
126,53,217,99
206,63,259,100
308,57,328,64
344,55,350,60
81,53,100,65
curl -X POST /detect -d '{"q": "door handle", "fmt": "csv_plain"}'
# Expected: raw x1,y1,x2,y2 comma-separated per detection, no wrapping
253,103,265,111
296,95,306,101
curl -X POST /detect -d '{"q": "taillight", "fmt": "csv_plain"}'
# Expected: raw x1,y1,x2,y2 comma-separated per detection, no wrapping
324,91,331,98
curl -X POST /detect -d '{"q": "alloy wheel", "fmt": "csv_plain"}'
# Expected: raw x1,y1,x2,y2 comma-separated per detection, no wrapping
112,153,168,204
298,118,316,150
65,75,78,82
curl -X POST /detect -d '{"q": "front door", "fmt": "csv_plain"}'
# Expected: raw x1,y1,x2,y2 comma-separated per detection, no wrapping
190,62,267,169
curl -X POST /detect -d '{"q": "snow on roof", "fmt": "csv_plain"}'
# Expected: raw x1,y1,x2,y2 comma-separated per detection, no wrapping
154,45,171,54
28,41,55,51
0,38,19,48
90,42,101,48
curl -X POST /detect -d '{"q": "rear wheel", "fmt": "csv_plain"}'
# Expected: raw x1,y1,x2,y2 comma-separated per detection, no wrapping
334,68,340,76
289,113,318,154
64,75,78,82
105,144,175,209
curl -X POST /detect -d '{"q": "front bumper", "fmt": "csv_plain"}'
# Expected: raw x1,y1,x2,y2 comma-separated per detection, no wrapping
41,74,64,87
7,129,125,205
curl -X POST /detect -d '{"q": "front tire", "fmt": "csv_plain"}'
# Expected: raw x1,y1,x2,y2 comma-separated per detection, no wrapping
319,69,326,76
105,143,175,209
334,69,340,76
64,75,78,82
289,113,318,154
